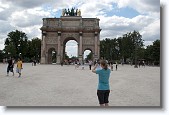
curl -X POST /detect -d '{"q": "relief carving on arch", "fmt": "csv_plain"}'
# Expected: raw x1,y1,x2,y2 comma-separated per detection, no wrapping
83,38,94,45
46,37,58,44
46,33,58,44
62,33,79,40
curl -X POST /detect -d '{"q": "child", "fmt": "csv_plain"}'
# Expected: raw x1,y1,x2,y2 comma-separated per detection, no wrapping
16,58,23,78
92,60,111,107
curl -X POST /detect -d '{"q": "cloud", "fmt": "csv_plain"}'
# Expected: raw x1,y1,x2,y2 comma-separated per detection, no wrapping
115,0,160,15
2,0,52,9
99,14,159,42
0,0,160,51
141,19,160,41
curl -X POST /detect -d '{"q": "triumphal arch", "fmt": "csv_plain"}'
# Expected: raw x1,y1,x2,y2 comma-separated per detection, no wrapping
40,8,101,64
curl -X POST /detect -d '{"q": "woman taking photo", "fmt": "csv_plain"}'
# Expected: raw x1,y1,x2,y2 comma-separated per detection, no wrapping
92,60,111,107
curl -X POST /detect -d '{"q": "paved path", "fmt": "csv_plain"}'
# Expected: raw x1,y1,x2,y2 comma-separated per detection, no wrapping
0,63,160,106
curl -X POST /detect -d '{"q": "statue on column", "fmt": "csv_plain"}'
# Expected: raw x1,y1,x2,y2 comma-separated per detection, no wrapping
75,9,78,16
77,9,81,16
68,8,70,16
71,7,75,16
62,9,65,16
62,8,81,16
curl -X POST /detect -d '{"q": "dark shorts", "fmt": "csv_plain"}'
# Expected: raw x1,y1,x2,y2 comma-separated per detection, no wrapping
97,90,110,104
7,66,13,72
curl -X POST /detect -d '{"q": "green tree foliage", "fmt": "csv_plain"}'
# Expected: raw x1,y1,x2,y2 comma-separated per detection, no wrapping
4,30,28,59
145,40,160,65
3,30,41,62
0,50,5,62
27,37,41,61
86,52,92,60
100,30,144,63
64,52,69,60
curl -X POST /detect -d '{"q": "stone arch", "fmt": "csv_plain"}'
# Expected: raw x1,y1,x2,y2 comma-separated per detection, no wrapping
40,16,101,64
61,37,79,61
82,45,95,59
48,48,57,64
83,48,94,62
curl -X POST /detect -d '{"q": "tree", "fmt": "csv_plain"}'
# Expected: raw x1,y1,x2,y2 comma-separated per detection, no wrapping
86,52,92,60
27,37,41,61
152,40,160,64
4,30,28,59
120,31,143,64
145,39,160,65
0,50,5,62
100,30,144,64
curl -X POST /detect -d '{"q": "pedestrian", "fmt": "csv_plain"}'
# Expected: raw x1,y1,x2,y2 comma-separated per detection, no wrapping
81,62,85,70
116,62,118,71
138,61,141,68
92,60,111,107
16,58,23,78
34,60,37,66
61,61,63,66
142,61,145,67
7,57,14,76
89,60,92,70
74,60,78,69
111,63,113,71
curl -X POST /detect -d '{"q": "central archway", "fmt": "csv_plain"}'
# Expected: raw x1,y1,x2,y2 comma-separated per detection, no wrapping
63,38,78,62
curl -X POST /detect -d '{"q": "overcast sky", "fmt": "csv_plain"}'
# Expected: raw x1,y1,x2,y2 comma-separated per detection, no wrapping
0,0,160,57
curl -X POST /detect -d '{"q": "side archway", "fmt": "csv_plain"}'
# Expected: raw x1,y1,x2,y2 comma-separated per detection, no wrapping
83,48,93,63
48,48,57,64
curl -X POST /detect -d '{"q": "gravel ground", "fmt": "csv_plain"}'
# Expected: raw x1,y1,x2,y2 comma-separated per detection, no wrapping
0,63,160,106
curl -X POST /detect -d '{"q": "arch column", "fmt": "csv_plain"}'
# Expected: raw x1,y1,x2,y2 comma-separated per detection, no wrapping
57,31,61,64
41,31,46,64
98,33,100,59
94,32,98,60
78,32,83,63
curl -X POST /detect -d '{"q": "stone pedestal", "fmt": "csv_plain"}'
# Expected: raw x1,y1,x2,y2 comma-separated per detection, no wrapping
78,56,83,64
56,55,61,64
41,57,46,64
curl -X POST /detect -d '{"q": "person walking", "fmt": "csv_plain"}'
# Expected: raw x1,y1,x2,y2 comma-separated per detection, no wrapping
89,60,92,70
92,60,111,107
116,62,118,71
7,57,14,76
16,58,23,78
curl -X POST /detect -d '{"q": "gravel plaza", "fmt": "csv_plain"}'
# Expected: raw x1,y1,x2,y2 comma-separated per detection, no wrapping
0,63,160,106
